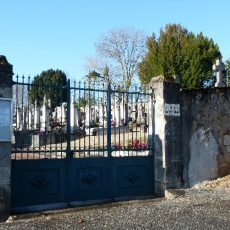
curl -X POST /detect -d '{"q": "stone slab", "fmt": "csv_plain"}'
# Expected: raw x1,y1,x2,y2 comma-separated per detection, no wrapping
0,144,11,166
0,185,10,222
224,135,230,145
154,182,165,197
0,167,10,185
165,189,186,199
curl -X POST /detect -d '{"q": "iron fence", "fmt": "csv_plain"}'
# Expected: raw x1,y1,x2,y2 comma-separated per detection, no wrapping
12,76,154,160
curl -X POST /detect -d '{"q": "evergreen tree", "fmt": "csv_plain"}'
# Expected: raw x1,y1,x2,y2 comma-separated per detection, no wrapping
29,69,67,108
139,24,221,88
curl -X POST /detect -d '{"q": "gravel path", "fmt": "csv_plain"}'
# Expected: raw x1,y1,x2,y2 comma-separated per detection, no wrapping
1,187,230,230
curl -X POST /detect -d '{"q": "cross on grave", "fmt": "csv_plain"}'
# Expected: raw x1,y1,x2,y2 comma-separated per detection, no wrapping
213,59,225,87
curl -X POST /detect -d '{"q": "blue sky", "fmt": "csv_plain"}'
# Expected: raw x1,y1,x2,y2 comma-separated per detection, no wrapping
2,0,230,82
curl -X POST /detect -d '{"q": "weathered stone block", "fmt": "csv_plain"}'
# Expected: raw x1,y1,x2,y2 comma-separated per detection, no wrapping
188,127,218,187
154,182,165,197
0,144,11,166
227,146,230,153
154,159,165,183
0,167,10,186
0,185,10,222
224,135,230,145
166,160,184,189
154,135,163,160
0,87,12,98
165,189,185,199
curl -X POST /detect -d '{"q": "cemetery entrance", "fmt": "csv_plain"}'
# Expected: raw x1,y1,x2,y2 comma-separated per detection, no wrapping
11,77,155,209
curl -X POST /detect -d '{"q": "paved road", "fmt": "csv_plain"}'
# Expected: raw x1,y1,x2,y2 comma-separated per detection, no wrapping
1,188,230,229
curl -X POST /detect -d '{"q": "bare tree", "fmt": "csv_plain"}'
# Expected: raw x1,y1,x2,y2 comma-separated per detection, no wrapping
84,56,105,73
84,56,119,87
96,27,146,88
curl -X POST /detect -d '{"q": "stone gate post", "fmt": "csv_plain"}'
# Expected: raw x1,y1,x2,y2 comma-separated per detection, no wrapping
150,76,184,196
0,55,13,221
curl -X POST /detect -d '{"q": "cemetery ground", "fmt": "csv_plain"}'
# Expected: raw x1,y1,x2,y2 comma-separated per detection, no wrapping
12,126,149,159
1,175,230,229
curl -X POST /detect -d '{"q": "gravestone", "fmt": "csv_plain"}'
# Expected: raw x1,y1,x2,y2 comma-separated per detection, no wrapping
70,96,81,131
40,96,50,131
33,100,40,129
0,55,13,222
28,108,33,129
99,98,106,126
16,106,22,130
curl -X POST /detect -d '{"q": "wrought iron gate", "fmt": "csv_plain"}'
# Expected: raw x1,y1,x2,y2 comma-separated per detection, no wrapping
11,76,155,209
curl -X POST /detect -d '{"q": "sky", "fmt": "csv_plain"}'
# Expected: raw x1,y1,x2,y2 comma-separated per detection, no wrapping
1,0,230,82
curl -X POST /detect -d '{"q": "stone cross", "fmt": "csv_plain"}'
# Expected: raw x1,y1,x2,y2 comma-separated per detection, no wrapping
213,59,225,87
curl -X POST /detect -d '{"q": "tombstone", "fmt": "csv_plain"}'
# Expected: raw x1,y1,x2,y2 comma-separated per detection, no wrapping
112,96,120,127
40,96,50,131
85,106,94,127
40,101,46,130
28,108,33,129
16,106,23,130
119,97,127,125
138,103,146,124
213,59,225,87
33,101,40,129
70,96,81,131
62,102,67,123
98,98,106,126
54,102,67,125
56,106,61,123
16,106,28,130
111,101,116,126
22,107,28,130
124,93,129,125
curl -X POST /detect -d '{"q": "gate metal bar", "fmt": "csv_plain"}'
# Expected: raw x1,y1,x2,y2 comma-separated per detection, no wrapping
66,79,71,158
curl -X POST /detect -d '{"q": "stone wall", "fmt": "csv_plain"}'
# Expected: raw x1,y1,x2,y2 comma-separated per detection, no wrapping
182,87,230,187
150,76,230,191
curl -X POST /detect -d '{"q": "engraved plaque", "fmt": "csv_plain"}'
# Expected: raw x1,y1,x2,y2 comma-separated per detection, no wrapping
164,103,180,116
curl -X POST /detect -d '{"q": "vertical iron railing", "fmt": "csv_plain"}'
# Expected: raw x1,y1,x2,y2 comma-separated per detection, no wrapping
66,79,71,158
12,76,154,160
107,83,112,157
151,89,156,154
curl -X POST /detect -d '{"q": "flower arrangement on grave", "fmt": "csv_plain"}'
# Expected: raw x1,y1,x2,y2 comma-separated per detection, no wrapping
128,139,149,150
114,139,149,151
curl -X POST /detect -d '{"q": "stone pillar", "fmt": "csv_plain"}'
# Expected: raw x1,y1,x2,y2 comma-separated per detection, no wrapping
150,76,184,197
0,55,13,222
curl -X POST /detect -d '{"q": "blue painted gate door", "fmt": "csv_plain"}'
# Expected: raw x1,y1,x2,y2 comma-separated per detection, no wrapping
11,79,154,208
